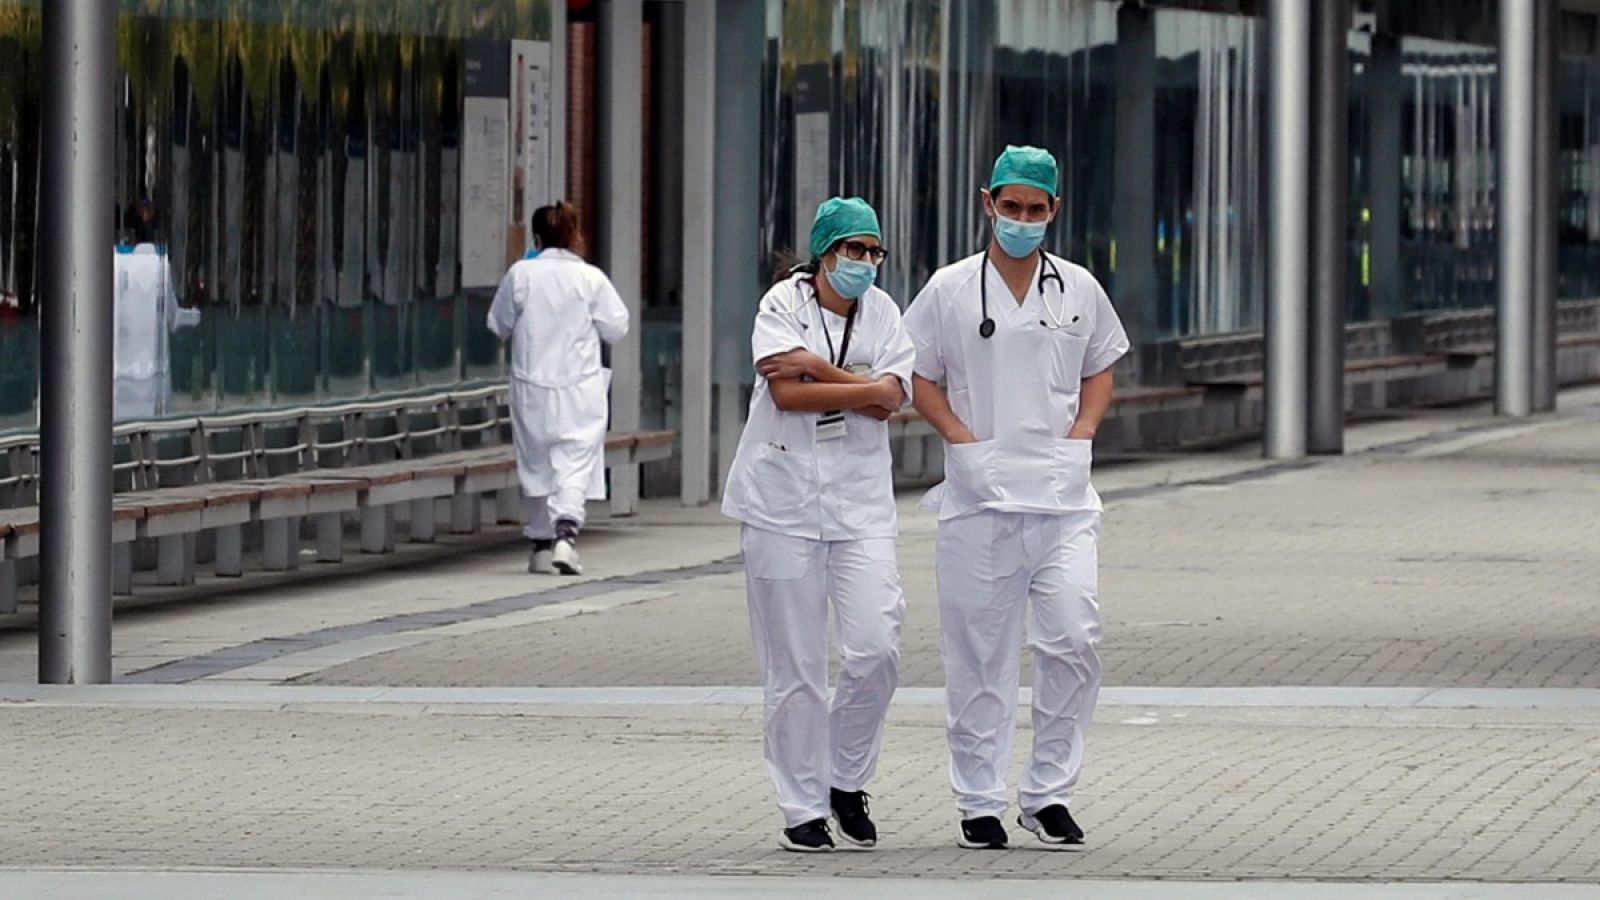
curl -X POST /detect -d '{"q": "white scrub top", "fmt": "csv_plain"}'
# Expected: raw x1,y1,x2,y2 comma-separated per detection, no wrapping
487,248,630,387
721,274,916,542
901,251,1129,520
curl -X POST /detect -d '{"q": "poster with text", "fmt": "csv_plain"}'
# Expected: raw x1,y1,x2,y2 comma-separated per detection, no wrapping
510,39,554,260
461,40,511,289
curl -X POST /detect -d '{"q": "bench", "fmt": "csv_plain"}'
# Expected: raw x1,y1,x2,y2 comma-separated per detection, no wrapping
1189,354,1452,400
0,385,674,612
1442,331,1600,367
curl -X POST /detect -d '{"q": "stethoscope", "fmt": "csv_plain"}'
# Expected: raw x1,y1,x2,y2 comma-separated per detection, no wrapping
977,248,1074,339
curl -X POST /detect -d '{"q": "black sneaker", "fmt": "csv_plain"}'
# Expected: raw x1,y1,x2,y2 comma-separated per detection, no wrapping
780,817,835,853
830,788,877,848
1019,804,1085,848
958,815,1008,850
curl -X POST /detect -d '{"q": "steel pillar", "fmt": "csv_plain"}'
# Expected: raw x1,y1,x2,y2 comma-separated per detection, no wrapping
1497,0,1537,418
39,0,116,684
601,0,644,515
1113,2,1158,374
710,0,764,498
1308,0,1350,454
1265,0,1311,459
1531,0,1559,412
680,0,715,505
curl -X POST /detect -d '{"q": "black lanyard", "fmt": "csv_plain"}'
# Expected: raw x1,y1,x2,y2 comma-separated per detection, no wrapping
816,294,858,369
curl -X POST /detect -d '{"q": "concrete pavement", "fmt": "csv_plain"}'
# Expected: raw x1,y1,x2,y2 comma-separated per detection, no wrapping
2,387,1599,894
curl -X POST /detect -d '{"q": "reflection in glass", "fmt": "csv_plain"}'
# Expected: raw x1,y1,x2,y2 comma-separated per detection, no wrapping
0,0,552,431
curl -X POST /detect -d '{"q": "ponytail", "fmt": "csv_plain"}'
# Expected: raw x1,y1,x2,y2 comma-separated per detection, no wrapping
769,248,819,287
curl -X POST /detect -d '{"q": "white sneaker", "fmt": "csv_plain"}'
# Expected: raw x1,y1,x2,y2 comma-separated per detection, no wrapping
552,538,582,575
528,546,555,574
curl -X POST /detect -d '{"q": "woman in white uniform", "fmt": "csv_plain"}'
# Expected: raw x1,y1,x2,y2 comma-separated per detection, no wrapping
488,202,630,576
722,197,915,853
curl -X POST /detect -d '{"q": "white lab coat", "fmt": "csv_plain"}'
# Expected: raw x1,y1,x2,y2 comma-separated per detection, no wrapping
486,249,629,532
722,274,915,828
902,250,1128,821
113,244,200,420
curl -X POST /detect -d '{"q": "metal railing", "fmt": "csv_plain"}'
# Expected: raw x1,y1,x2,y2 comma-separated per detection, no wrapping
0,384,514,509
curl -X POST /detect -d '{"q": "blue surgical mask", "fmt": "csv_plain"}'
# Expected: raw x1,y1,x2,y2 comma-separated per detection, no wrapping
993,214,1048,259
824,256,878,299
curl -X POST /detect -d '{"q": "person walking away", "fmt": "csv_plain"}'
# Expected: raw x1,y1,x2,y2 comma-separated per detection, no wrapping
113,200,200,420
901,146,1129,850
488,202,629,575
722,197,915,852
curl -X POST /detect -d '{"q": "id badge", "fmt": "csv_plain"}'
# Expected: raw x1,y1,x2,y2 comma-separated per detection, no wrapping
816,410,847,441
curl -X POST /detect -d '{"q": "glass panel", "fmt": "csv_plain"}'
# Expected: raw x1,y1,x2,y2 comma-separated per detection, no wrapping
0,1,42,432
1393,37,1499,312
1152,8,1264,336
760,0,1266,352
1560,56,1600,299
1,0,551,433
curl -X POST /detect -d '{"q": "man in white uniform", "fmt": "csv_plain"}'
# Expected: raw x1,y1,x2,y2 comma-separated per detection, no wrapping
487,203,630,576
902,146,1129,850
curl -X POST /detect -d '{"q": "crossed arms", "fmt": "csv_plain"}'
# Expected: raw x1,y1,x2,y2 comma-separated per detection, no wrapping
757,350,905,422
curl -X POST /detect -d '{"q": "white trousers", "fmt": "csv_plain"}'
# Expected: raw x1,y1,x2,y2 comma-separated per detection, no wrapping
935,509,1102,819
741,526,906,827
521,493,586,541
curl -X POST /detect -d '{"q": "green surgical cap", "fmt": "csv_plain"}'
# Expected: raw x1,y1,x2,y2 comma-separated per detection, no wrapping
809,196,882,260
989,145,1059,198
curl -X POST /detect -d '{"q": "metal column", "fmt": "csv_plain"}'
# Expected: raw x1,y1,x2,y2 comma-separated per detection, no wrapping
711,0,764,498
550,0,568,201
39,0,116,684
600,0,644,515
1532,0,1559,412
1497,0,1536,417
1113,2,1158,377
1265,0,1311,459
1308,0,1350,454
680,0,716,505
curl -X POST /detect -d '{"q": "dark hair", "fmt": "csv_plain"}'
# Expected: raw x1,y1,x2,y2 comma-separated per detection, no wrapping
769,248,820,287
122,199,157,244
532,201,585,256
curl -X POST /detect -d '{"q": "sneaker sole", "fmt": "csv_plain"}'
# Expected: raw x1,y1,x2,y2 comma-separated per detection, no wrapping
956,832,1007,850
1018,817,1086,850
552,562,581,576
778,836,834,853
830,814,877,850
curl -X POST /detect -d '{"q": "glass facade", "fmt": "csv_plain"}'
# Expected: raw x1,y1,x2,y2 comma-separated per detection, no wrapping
0,0,554,431
755,0,1600,378
3,1,1600,435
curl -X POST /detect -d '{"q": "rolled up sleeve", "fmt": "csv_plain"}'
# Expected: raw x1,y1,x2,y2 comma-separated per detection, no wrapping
1081,279,1130,377
901,282,946,383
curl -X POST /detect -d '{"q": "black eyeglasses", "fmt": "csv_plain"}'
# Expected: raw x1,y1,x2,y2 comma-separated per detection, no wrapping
837,240,889,263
